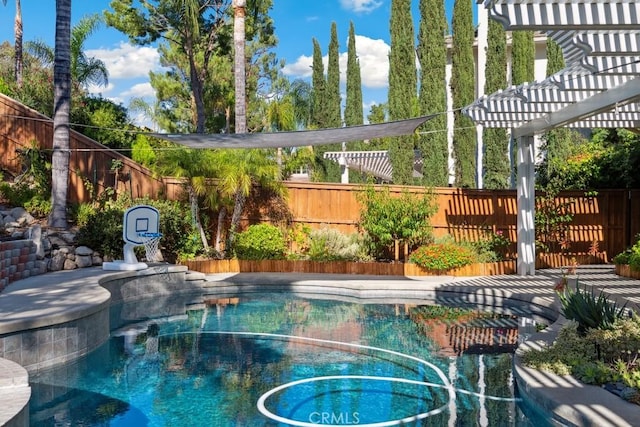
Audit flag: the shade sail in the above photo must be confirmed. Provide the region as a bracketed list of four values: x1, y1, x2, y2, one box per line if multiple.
[149, 115, 434, 149]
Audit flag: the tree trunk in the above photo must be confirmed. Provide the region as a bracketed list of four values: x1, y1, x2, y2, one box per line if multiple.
[233, 0, 246, 133]
[49, 0, 71, 229]
[189, 56, 206, 133]
[228, 189, 246, 249]
[215, 206, 226, 253]
[14, 0, 22, 87]
[189, 187, 209, 252]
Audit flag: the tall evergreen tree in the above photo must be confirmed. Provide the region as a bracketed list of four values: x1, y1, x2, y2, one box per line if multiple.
[344, 21, 364, 149]
[388, 0, 417, 185]
[311, 24, 343, 182]
[326, 22, 342, 128]
[509, 30, 535, 184]
[450, 0, 477, 188]
[539, 37, 580, 192]
[417, 0, 448, 186]
[511, 30, 535, 85]
[545, 37, 564, 76]
[482, 19, 510, 189]
[310, 37, 327, 129]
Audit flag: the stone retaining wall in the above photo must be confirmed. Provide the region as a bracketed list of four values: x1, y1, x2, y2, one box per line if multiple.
[0, 240, 47, 292]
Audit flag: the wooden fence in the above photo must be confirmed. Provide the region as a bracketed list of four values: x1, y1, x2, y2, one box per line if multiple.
[0, 93, 167, 203]
[1, 94, 639, 259]
[239, 182, 639, 261]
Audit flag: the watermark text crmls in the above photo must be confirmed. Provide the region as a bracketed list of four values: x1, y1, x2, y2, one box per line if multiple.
[309, 411, 360, 425]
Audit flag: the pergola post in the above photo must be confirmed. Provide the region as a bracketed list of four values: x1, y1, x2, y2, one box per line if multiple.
[517, 134, 536, 276]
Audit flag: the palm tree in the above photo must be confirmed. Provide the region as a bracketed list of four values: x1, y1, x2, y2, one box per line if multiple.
[216, 149, 284, 250]
[26, 14, 108, 90]
[155, 148, 221, 252]
[233, 0, 246, 133]
[128, 96, 161, 131]
[49, 0, 71, 229]
[2, 0, 23, 87]
[266, 95, 295, 175]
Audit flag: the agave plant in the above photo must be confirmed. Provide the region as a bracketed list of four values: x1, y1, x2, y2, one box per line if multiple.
[555, 277, 627, 334]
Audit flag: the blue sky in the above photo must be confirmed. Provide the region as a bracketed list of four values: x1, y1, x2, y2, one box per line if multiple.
[0, 0, 458, 124]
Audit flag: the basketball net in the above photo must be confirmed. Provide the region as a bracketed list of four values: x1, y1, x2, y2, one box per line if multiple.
[139, 232, 162, 262]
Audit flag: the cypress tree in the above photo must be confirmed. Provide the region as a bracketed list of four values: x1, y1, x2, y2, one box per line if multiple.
[388, 0, 417, 185]
[345, 21, 364, 150]
[310, 38, 327, 129]
[511, 30, 535, 85]
[317, 22, 344, 181]
[417, 0, 449, 187]
[546, 37, 564, 75]
[509, 30, 535, 184]
[450, 0, 477, 188]
[540, 37, 578, 192]
[327, 22, 342, 128]
[482, 19, 510, 189]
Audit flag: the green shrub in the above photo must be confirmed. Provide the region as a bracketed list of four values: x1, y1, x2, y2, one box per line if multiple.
[612, 234, 640, 268]
[76, 207, 124, 259]
[357, 184, 436, 258]
[473, 229, 511, 262]
[23, 196, 51, 218]
[234, 224, 286, 260]
[306, 228, 371, 262]
[555, 277, 627, 334]
[145, 198, 203, 263]
[71, 203, 97, 227]
[409, 241, 476, 271]
[522, 316, 640, 405]
[75, 197, 203, 263]
[0, 182, 41, 208]
[630, 252, 640, 271]
[613, 250, 632, 266]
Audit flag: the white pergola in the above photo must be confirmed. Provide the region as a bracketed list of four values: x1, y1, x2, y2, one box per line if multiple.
[464, 0, 640, 276]
[323, 150, 424, 183]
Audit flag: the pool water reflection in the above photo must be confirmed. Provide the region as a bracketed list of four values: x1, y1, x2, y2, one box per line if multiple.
[29, 293, 552, 426]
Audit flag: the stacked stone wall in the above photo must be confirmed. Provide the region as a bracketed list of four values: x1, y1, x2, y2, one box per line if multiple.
[0, 240, 47, 292]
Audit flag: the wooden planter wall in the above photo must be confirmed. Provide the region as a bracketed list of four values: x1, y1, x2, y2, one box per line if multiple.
[183, 259, 517, 277]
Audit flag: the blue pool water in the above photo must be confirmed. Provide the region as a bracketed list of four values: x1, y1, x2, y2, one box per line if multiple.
[28, 293, 553, 426]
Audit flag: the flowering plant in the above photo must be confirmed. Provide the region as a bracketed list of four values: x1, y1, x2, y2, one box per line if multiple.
[409, 242, 475, 272]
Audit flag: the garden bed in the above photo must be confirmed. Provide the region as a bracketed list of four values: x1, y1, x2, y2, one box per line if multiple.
[614, 264, 640, 280]
[183, 259, 517, 276]
[184, 253, 608, 277]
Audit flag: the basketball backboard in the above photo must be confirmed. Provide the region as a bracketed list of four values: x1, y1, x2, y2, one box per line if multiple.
[123, 205, 160, 245]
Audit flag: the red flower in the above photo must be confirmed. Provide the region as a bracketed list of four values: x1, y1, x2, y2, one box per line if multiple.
[554, 276, 568, 293]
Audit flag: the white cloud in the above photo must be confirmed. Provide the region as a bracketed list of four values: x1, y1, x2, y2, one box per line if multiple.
[282, 54, 315, 78]
[86, 82, 115, 97]
[121, 82, 156, 99]
[87, 42, 162, 80]
[339, 0, 383, 13]
[282, 35, 389, 89]
[353, 35, 389, 88]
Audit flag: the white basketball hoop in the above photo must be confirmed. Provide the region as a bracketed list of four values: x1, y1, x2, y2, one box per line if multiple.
[103, 205, 161, 271]
[138, 231, 163, 263]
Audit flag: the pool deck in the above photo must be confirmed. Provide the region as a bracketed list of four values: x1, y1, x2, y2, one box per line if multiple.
[1, 264, 640, 426]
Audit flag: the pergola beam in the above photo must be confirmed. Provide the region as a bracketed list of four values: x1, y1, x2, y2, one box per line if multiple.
[513, 77, 640, 138]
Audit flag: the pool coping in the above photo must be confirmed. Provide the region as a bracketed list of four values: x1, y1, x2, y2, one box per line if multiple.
[2, 267, 640, 426]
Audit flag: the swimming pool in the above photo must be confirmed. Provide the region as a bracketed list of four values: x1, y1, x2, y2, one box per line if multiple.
[28, 292, 552, 426]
